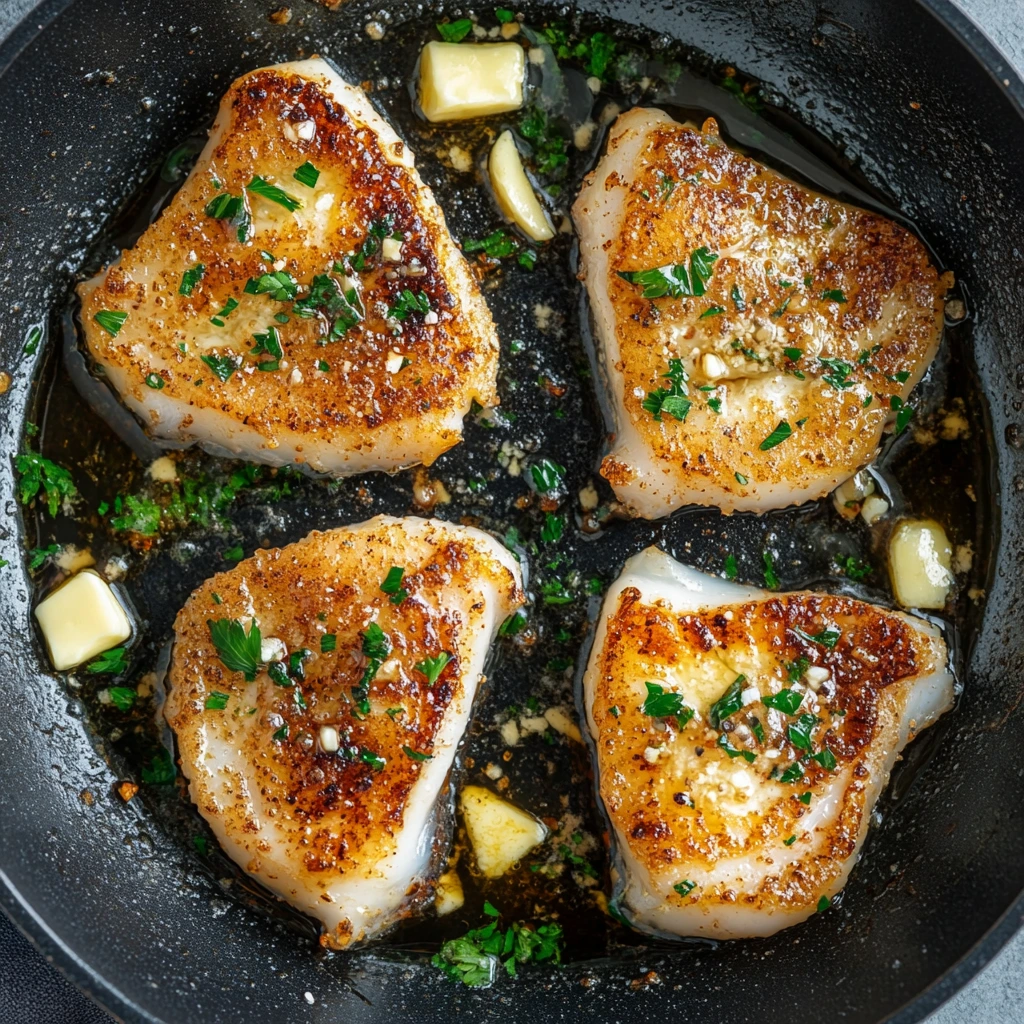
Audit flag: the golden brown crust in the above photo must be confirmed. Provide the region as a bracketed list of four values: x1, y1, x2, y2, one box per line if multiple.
[574, 110, 951, 515]
[165, 518, 522, 944]
[78, 62, 498, 472]
[591, 587, 934, 912]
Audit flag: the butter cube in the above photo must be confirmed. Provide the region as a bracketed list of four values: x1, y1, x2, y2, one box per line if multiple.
[34, 569, 132, 670]
[418, 42, 524, 122]
[460, 784, 546, 878]
[888, 519, 953, 610]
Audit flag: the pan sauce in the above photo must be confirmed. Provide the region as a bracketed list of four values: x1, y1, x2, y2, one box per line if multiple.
[20, 9, 989, 966]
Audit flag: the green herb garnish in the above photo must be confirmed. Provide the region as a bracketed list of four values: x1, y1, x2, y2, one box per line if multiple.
[403, 745, 433, 761]
[247, 175, 302, 211]
[207, 617, 262, 680]
[108, 686, 136, 712]
[792, 626, 841, 649]
[760, 420, 792, 450]
[179, 264, 205, 296]
[87, 647, 129, 675]
[709, 675, 746, 730]
[437, 18, 473, 42]
[94, 310, 128, 337]
[293, 161, 320, 188]
[205, 691, 230, 710]
[762, 688, 803, 714]
[642, 357, 690, 422]
[530, 458, 565, 493]
[416, 652, 452, 686]
[618, 246, 718, 299]
[380, 565, 408, 604]
[14, 447, 78, 517]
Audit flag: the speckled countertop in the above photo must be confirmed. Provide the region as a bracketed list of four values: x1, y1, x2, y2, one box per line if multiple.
[0, 0, 1021, 1021]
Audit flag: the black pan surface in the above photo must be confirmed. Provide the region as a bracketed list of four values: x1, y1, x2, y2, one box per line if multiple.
[1, 1, 1024, 1022]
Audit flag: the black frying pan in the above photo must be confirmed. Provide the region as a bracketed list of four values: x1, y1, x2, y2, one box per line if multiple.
[2, 1, 1023, 1022]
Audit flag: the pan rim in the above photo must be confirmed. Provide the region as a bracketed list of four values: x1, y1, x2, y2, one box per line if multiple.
[0, 1, 1021, 1022]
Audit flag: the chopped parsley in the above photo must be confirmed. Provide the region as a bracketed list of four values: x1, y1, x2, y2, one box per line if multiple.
[206, 617, 262, 680]
[717, 733, 756, 763]
[819, 357, 855, 390]
[108, 686, 136, 712]
[293, 161, 320, 188]
[786, 656, 809, 683]
[762, 688, 803, 714]
[762, 550, 779, 589]
[540, 579, 573, 605]
[519, 106, 569, 177]
[222, 545, 243, 562]
[735, 471, 749, 485]
[835, 554, 872, 580]
[821, 289, 847, 303]
[436, 17, 473, 42]
[530, 458, 565, 493]
[709, 675, 746, 729]
[463, 228, 537, 269]
[27, 544, 60, 571]
[244, 270, 298, 302]
[144, 373, 165, 390]
[380, 565, 408, 604]
[15, 447, 78, 517]
[23, 326, 42, 356]
[730, 283, 746, 311]
[200, 354, 240, 382]
[792, 626, 841, 649]
[415, 652, 452, 686]
[759, 420, 792, 450]
[360, 748, 386, 771]
[673, 879, 696, 898]
[779, 762, 805, 783]
[209, 296, 240, 327]
[787, 713, 819, 750]
[204, 691, 230, 711]
[811, 747, 838, 770]
[179, 264, 205, 296]
[891, 395, 915, 434]
[499, 611, 527, 637]
[432, 907, 564, 987]
[293, 272, 363, 338]
[699, 305, 725, 319]
[783, 834, 797, 846]
[87, 647, 129, 675]
[618, 246, 718, 299]
[388, 289, 431, 321]
[110, 494, 161, 535]
[642, 358, 691, 422]
[817, 895, 832, 913]
[354, 623, 391, 714]
[320, 634, 337, 653]
[94, 310, 128, 337]
[640, 681, 693, 729]
[247, 175, 302, 211]
[724, 553, 738, 580]
[541, 512, 564, 544]
[141, 750, 176, 785]
[403, 745, 433, 762]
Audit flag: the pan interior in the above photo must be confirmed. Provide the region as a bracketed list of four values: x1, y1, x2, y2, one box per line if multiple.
[0, 2, 1020, 1023]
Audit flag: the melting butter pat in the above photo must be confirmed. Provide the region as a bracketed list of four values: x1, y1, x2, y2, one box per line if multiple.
[418, 42, 524, 122]
[888, 518, 953, 609]
[489, 130, 554, 241]
[34, 569, 131, 671]
[461, 784, 546, 878]
[435, 869, 465, 916]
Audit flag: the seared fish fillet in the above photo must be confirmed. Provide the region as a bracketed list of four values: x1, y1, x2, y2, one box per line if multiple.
[573, 108, 951, 517]
[582, 547, 953, 938]
[165, 516, 523, 946]
[78, 58, 499, 475]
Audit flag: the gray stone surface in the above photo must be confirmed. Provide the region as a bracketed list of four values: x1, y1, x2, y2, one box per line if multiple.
[0, 0, 1021, 1020]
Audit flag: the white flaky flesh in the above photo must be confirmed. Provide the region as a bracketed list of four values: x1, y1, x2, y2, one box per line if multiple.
[583, 547, 953, 938]
[78, 58, 500, 476]
[165, 516, 523, 947]
[573, 108, 950, 517]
